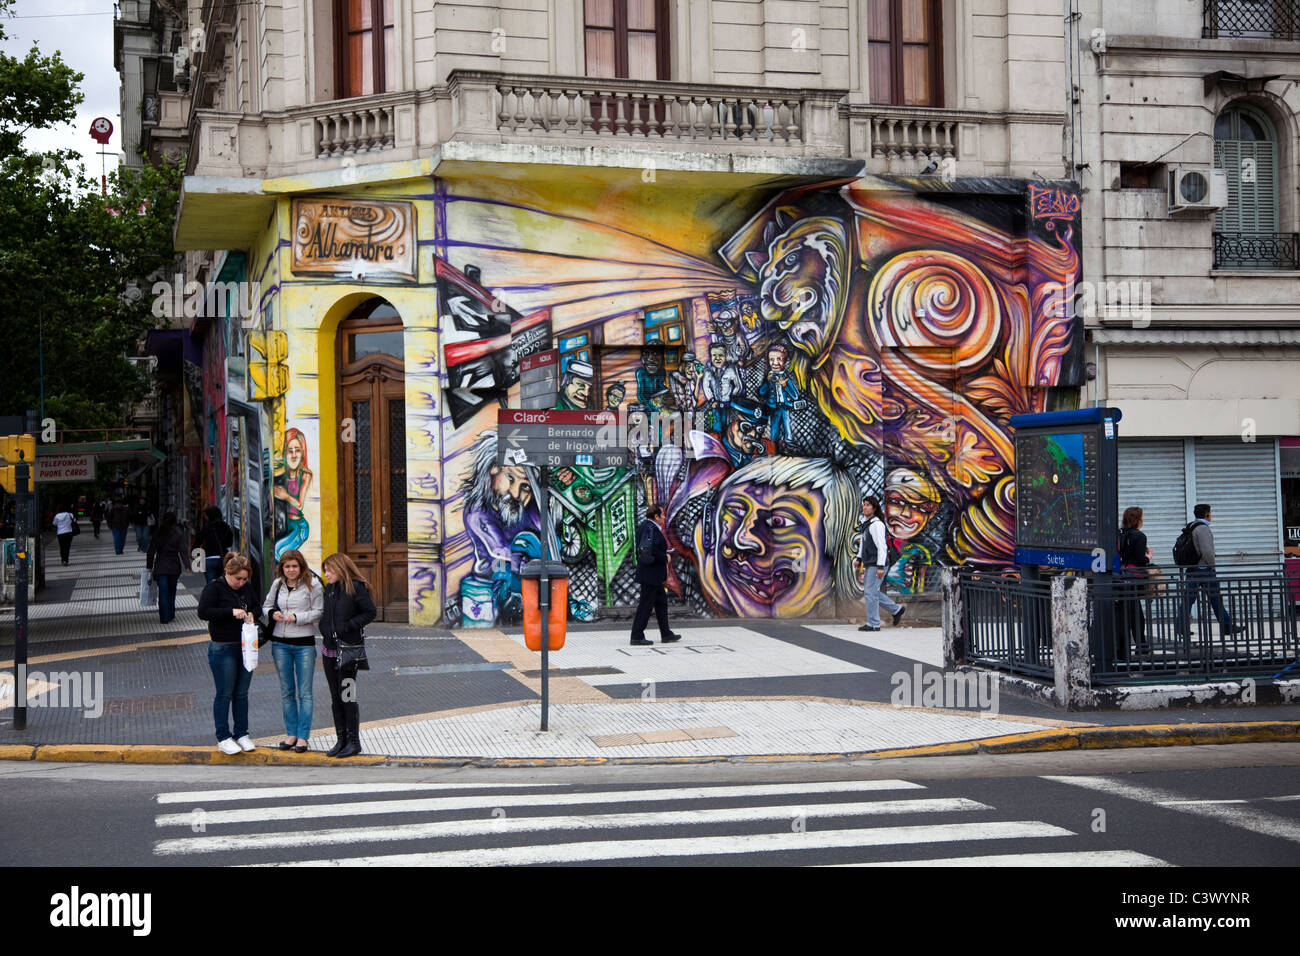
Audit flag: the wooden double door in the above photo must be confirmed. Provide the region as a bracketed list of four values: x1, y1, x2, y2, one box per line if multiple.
[338, 307, 409, 621]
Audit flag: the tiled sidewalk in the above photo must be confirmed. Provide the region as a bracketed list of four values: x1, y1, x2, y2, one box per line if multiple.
[1, 528, 204, 643]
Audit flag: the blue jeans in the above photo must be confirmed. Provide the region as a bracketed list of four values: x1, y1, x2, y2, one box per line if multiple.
[1180, 567, 1234, 634]
[134, 524, 150, 551]
[274, 517, 310, 560]
[111, 527, 127, 554]
[863, 569, 902, 628]
[208, 641, 253, 741]
[156, 574, 178, 623]
[204, 555, 223, 583]
[272, 642, 316, 740]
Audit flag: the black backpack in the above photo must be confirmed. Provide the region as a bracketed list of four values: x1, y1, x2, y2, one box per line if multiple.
[1172, 521, 1200, 566]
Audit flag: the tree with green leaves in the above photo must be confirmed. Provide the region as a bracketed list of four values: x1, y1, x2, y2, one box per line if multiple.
[0, 0, 182, 432]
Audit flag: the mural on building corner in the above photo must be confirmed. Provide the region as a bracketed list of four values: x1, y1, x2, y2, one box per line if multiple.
[436, 175, 1084, 624]
[273, 426, 313, 559]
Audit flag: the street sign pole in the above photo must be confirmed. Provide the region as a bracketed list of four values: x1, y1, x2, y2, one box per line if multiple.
[523, 463, 549, 732]
[12, 454, 30, 731]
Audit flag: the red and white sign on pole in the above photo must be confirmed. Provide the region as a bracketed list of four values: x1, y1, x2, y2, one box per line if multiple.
[36, 455, 96, 482]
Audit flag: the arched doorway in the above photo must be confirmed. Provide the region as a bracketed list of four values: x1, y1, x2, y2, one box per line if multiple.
[337, 299, 408, 621]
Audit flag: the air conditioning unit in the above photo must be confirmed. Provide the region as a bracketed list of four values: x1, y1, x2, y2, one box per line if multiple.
[1168, 167, 1228, 213]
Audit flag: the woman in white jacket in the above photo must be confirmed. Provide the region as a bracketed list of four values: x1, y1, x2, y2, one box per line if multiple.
[262, 549, 325, 752]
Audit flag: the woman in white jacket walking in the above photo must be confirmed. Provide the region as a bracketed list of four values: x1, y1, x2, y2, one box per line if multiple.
[262, 549, 325, 752]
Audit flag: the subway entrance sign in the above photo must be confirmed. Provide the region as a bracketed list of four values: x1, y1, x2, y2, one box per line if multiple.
[496, 409, 628, 468]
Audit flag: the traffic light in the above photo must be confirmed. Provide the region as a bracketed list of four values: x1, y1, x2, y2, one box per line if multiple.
[249, 330, 289, 400]
[0, 434, 35, 463]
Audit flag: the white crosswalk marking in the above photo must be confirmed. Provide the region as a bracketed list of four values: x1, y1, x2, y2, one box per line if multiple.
[1042, 775, 1300, 844]
[246, 822, 1075, 867]
[155, 782, 555, 804]
[155, 797, 991, 855]
[153, 779, 925, 827]
[150, 777, 1180, 867]
[837, 850, 1169, 867]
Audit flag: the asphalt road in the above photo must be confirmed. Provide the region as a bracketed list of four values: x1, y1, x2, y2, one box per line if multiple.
[2, 743, 1297, 869]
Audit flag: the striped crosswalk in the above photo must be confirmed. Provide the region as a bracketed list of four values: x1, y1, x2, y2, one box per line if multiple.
[151, 777, 1172, 867]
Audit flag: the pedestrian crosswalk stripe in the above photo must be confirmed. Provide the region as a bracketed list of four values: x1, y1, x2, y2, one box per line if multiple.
[834, 850, 1169, 867]
[245, 821, 1074, 867]
[154, 779, 926, 828]
[155, 782, 557, 804]
[1042, 775, 1300, 844]
[154, 797, 991, 856]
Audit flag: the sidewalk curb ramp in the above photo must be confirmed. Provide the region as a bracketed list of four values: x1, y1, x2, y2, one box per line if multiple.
[2, 721, 1297, 768]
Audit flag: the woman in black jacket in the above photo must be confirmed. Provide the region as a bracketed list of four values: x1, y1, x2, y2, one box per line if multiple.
[1117, 506, 1153, 657]
[146, 511, 187, 624]
[319, 552, 377, 758]
[196, 553, 264, 755]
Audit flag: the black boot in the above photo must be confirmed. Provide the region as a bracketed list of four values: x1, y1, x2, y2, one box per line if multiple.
[326, 696, 348, 757]
[335, 704, 361, 758]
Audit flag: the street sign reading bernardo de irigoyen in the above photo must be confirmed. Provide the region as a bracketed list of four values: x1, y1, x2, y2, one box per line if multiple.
[496, 409, 629, 468]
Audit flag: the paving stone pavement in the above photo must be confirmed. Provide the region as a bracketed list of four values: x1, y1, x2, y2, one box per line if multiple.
[3, 530, 1298, 758]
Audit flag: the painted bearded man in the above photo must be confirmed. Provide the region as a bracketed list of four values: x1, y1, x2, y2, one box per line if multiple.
[459, 431, 540, 579]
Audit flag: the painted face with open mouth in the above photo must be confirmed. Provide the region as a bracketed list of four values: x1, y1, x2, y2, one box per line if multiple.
[884, 490, 939, 540]
[698, 480, 831, 617]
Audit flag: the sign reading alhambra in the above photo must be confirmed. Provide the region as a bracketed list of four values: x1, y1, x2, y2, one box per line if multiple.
[292, 198, 416, 281]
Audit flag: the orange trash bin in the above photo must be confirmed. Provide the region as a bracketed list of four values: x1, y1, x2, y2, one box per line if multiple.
[520, 560, 568, 651]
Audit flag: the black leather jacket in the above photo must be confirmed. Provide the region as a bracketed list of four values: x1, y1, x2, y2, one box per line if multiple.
[320, 580, 377, 649]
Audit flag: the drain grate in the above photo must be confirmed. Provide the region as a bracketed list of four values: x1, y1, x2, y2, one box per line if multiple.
[519, 666, 625, 678]
[392, 662, 514, 676]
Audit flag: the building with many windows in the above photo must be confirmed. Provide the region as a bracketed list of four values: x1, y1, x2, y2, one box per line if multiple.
[163, 0, 1090, 625]
[1073, 1, 1300, 565]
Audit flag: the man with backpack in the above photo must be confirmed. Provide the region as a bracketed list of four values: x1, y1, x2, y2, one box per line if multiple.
[1175, 503, 1243, 638]
[857, 495, 905, 632]
[629, 504, 682, 646]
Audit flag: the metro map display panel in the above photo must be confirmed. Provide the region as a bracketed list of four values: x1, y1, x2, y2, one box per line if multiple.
[1015, 428, 1100, 552]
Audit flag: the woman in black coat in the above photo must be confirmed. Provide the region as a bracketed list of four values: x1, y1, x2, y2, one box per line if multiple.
[146, 511, 187, 624]
[195, 552, 264, 754]
[319, 552, 377, 758]
[1117, 506, 1153, 656]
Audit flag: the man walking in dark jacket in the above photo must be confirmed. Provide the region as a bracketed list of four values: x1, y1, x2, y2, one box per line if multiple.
[630, 504, 682, 646]
[1178, 503, 1244, 637]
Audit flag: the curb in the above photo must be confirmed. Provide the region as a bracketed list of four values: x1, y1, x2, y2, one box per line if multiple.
[2, 721, 1298, 768]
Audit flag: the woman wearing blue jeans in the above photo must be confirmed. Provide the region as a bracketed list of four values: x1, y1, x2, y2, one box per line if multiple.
[262, 549, 324, 752]
[196, 552, 263, 755]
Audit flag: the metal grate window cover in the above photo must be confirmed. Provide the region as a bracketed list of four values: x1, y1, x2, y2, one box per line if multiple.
[389, 399, 407, 543]
[1213, 232, 1300, 269]
[1204, 0, 1300, 38]
[354, 400, 372, 543]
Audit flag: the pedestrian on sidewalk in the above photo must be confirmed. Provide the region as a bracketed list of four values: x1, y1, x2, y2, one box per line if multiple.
[263, 549, 324, 753]
[197, 552, 264, 755]
[132, 497, 151, 552]
[1177, 503, 1244, 638]
[89, 501, 104, 538]
[108, 500, 130, 555]
[1116, 506, 1153, 657]
[53, 505, 78, 565]
[319, 552, 376, 758]
[856, 495, 904, 632]
[146, 512, 188, 625]
[629, 504, 681, 646]
[196, 506, 235, 583]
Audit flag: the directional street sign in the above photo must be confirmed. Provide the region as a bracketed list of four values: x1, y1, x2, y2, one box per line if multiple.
[496, 409, 629, 468]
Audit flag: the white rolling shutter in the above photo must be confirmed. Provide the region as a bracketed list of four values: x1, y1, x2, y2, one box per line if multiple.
[1118, 440, 1188, 564]
[1193, 439, 1281, 565]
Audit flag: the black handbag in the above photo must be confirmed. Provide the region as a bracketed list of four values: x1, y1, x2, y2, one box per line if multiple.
[71, 519, 80, 536]
[336, 633, 369, 671]
[257, 582, 281, 647]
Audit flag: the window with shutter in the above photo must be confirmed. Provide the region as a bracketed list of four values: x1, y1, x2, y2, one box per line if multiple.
[1212, 103, 1290, 269]
[868, 0, 943, 107]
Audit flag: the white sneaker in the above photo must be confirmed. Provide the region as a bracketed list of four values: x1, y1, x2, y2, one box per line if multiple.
[235, 735, 256, 752]
[217, 738, 241, 755]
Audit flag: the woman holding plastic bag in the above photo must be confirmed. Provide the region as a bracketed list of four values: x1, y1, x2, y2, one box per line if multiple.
[196, 553, 264, 755]
[319, 552, 376, 758]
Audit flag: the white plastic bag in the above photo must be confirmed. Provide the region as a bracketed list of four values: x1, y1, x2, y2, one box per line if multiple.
[241, 620, 259, 672]
[139, 569, 157, 607]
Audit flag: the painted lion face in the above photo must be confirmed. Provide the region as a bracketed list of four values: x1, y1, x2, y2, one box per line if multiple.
[757, 216, 849, 366]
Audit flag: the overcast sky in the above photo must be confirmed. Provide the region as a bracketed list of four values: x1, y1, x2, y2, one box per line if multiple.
[3, 0, 122, 178]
